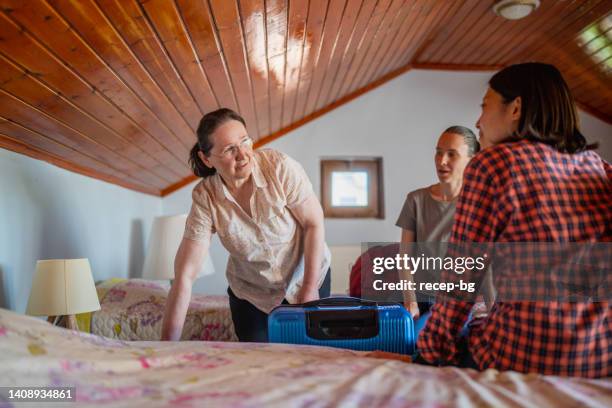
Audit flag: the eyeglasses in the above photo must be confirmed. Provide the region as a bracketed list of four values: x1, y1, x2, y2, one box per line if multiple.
[209, 137, 253, 160]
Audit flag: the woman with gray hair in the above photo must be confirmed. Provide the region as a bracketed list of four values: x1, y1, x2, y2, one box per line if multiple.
[396, 126, 480, 318]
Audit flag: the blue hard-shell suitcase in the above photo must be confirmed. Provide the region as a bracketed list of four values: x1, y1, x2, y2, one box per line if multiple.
[268, 297, 415, 354]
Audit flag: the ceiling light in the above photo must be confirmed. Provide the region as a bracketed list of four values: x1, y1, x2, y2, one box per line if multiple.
[493, 0, 540, 20]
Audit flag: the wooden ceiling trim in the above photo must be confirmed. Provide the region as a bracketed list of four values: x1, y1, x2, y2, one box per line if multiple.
[137, 0, 219, 126]
[98, 0, 203, 129]
[323, 0, 374, 108]
[312, 0, 363, 114]
[587, 84, 612, 107]
[349, 0, 410, 98]
[502, 0, 608, 64]
[0, 124, 165, 196]
[343, 0, 401, 97]
[0, 90, 132, 173]
[0, 118, 164, 190]
[2, 3, 193, 167]
[477, 0, 574, 65]
[575, 101, 612, 125]
[280, 0, 309, 130]
[425, 0, 490, 64]
[291, 0, 329, 125]
[0, 54, 173, 186]
[176, 0, 239, 116]
[411, 63, 502, 71]
[0, 88, 169, 188]
[238, 0, 271, 137]
[50, 0, 197, 147]
[0, 10, 190, 179]
[394, 0, 457, 71]
[575, 60, 612, 103]
[160, 174, 198, 197]
[573, 77, 611, 110]
[573, 55, 612, 83]
[208, 0, 260, 139]
[263, 0, 288, 134]
[301, 0, 347, 118]
[337, 0, 393, 98]
[0, 131, 161, 195]
[578, 92, 611, 119]
[414, 0, 479, 63]
[574, 71, 612, 102]
[594, 98, 612, 116]
[0, 119, 120, 176]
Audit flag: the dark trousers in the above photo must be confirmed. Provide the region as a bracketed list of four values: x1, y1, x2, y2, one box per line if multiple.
[228, 269, 331, 342]
[413, 311, 479, 369]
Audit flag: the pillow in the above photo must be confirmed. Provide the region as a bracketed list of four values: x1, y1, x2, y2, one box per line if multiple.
[80, 279, 237, 342]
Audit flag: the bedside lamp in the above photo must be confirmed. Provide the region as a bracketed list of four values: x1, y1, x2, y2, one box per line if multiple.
[26, 258, 100, 330]
[142, 214, 215, 283]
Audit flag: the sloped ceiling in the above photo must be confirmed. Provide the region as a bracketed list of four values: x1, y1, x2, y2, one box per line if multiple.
[0, 0, 610, 196]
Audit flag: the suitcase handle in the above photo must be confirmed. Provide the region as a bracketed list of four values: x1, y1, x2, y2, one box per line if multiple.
[303, 296, 378, 308]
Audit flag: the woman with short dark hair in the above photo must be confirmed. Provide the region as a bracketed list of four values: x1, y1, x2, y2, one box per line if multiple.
[479, 62, 596, 153]
[417, 63, 611, 377]
[162, 108, 331, 342]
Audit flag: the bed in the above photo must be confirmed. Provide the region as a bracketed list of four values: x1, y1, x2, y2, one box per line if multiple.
[77, 279, 237, 342]
[1, 308, 610, 407]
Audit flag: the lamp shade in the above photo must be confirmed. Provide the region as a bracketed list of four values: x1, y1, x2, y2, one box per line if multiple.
[26, 258, 101, 316]
[142, 214, 215, 280]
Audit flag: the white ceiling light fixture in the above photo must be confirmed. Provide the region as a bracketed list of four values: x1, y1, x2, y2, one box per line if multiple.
[493, 0, 540, 20]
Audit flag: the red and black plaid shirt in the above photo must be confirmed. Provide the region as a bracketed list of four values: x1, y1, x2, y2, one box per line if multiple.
[417, 140, 611, 377]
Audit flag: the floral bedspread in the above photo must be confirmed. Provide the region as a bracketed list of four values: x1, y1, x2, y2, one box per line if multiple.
[1, 308, 610, 408]
[84, 279, 236, 342]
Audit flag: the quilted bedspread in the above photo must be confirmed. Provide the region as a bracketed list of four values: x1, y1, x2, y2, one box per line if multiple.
[1, 308, 610, 408]
[84, 279, 236, 342]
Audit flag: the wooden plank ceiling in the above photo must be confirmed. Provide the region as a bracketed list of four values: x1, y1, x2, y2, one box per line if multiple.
[1, 0, 610, 196]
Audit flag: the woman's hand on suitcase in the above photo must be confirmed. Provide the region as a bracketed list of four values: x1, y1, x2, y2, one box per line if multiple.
[404, 301, 420, 319]
[296, 285, 319, 303]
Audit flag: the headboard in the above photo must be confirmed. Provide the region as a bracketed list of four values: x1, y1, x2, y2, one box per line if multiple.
[329, 245, 362, 295]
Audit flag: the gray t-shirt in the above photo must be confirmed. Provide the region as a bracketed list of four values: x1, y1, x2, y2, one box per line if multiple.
[395, 187, 456, 242]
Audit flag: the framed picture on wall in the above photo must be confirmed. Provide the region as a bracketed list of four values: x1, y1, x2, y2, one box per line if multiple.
[320, 157, 384, 219]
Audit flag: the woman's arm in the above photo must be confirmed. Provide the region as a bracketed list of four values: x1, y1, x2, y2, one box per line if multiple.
[400, 229, 420, 318]
[288, 195, 325, 303]
[161, 237, 209, 340]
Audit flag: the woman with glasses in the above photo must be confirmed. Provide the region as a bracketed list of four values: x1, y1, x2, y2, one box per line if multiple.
[162, 108, 331, 342]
